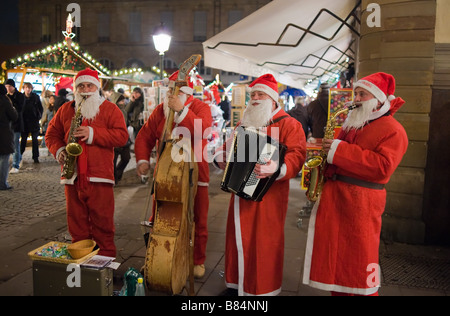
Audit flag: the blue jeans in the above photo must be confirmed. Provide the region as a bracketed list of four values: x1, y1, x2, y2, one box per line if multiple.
[0, 154, 12, 189]
[12, 132, 22, 169]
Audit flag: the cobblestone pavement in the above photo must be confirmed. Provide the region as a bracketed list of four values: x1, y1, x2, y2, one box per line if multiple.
[0, 148, 66, 232]
[1, 147, 449, 296]
[0, 146, 144, 237]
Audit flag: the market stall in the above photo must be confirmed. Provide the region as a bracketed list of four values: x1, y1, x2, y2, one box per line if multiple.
[2, 39, 112, 94]
[1, 14, 151, 96]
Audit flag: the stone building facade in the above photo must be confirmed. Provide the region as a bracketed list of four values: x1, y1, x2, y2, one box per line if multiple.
[359, 0, 450, 245]
[18, 0, 270, 82]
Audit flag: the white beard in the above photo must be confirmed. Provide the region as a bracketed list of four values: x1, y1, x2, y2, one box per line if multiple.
[163, 94, 188, 119]
[240, 99, 273, 128]
[74, 91, 104, 120]
[342, 98, 379, 131]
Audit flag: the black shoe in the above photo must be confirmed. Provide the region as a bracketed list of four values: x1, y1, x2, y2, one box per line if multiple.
[33, 158, 39, 163]
[0, 186, 13, 191]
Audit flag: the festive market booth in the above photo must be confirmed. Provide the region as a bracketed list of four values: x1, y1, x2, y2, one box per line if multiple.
[1, 14, 152, 97]
[1, 39, 152, 96]
[2, 40, 111, 94]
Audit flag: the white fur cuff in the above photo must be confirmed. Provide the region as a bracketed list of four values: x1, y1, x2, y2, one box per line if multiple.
[327, 139, 341, 164]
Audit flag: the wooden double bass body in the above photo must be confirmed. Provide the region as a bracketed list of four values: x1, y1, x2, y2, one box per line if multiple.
[144, 140, 198, 294]
[144, 54, 201, 295]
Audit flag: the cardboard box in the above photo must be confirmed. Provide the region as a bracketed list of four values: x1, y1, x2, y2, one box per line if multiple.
[231, 84, 247, 108]
[231, 108, 244, 127]
[32, 260, 113, 296]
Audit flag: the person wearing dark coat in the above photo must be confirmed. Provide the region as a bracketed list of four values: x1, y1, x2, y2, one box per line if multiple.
[0, 84, 18, 190]
[218, 95, 231, 124]
[20, 83, 43, 163]
[125, 87, 144, 139]
[287, 96, 309, 138]
[307, 83, 330, 139]
[4, 79, 24, 173]
[110, 91, 131, 184]
[53, 88, 69, 113]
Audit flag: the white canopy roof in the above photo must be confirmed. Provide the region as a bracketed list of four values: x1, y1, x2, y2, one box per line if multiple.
[203, 0, 360, 93]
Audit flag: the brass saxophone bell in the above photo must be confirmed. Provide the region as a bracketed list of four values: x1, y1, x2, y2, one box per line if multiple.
[305, 156, 323, 168]
[66, 142, 83, 157]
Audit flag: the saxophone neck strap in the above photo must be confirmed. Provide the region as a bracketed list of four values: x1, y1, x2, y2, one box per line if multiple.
[266, 115, 289, 127]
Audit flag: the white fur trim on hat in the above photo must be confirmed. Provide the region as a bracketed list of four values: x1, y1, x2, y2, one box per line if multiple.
[74, 75, 100, 89]
[250, 83, 279, 103]
[353, 79, 386, 103]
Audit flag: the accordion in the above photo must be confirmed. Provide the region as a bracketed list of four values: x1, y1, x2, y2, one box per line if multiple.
[220, 126, 287, 202]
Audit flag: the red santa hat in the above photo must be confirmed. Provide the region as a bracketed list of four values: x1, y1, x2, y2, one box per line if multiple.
[74, 68, 100, 89]
[353, 72, 396, 103]
[248, 74, 279, 103]
[168, 70, 194, 95]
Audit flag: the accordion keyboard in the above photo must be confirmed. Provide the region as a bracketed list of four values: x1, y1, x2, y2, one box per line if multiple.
[243, 144, 275, 196]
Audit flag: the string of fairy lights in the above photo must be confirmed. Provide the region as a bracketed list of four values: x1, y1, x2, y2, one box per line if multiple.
[6, 40, 165, 79]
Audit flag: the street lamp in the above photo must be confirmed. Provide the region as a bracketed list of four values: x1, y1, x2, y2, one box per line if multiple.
[152, 23, 171, 79]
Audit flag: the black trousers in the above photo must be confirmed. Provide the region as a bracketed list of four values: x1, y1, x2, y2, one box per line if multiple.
[114, 146, 131, 183]
[20, 130, 40, 160]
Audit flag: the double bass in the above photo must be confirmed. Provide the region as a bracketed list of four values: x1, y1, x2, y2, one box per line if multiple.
[144, 55, 201, 295]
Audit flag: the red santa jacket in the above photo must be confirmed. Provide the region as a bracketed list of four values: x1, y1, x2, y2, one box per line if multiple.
[134, 97, 212, 185]
[45, 99, 129, 184]
[219, 107, 307, 295]
[303, 97, 408, 295]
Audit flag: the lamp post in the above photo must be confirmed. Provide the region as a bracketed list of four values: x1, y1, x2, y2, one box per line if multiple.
[152, 23, 171, 79]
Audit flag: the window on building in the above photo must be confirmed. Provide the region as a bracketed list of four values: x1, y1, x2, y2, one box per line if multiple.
[160, 11, 173, 33]
[228, 10, 242, 27]
[197, 60, 212, 76]
[41, 16, 51, 42]
[156, 58, 177, 72]
[73, 26, 81, 42]
[193, 11, 207, 42]
[99, 58, 114, 70]
[98, 12, 110, 42]
[124, 58, 145, 69]
[129, 12, 141, 42]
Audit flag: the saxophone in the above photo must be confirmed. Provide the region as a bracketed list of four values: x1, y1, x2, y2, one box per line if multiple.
[304, 102, 361, 201]
[61, 97, 86, 179]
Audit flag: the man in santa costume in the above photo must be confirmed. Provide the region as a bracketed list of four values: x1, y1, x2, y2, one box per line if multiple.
[214, 74, 306, 296]
[45, 68, 129, 257]
[134, 71, 212, 278]
[303, 72, 408, 296]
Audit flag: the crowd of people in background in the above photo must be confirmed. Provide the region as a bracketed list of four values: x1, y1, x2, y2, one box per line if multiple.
[286, 83, 330, 143]
[0, 76, 327, 189]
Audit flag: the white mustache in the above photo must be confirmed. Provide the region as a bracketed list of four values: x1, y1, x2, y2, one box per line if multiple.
[80, 92, 96, 97]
